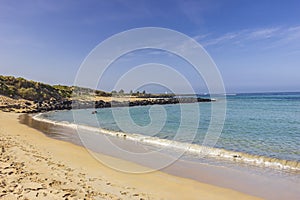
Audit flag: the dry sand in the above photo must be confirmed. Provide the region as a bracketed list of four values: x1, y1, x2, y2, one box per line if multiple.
[0, 111, 261, 200]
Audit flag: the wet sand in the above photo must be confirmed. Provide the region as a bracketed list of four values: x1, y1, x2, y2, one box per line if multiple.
[19, 113, 300, 200]
[0, 111, 261, 199]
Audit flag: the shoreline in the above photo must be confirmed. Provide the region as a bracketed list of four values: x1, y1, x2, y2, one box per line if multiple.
[31, 111, 300, 172]
[20, 112, 300, 199]
[0, 111, 261, 199]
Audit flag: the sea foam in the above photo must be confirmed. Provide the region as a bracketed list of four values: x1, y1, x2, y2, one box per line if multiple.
[32, 113, 300, 172]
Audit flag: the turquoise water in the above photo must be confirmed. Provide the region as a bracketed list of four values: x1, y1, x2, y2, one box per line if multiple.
[38, 92, 300, 169]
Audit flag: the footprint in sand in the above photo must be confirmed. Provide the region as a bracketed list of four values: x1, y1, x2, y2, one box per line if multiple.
[49, 180, 62, 188]
[120, 191, 129, 195]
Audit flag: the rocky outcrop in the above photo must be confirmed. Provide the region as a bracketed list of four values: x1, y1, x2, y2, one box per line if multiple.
[0, 97, 213, 113]
[0, 75, 215, 113]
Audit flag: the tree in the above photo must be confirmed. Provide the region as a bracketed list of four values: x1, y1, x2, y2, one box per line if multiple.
[118, 89, 124, 94]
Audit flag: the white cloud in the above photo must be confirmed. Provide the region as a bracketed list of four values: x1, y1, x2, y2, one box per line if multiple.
[247, 27, 280, 39]
[285, 26, 300, 41]
[197, 26, 300, 49]
[201, 32, 239, 46]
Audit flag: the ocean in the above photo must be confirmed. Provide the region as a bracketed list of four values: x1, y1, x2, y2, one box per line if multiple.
[22, 92, 300, 198]
[34, 92, 300, 168]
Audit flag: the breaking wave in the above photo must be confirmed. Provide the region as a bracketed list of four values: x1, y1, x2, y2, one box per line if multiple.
[33, 113, 300, 172]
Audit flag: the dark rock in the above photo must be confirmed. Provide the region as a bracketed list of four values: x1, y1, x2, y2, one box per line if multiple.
[25, 102, 32, 106]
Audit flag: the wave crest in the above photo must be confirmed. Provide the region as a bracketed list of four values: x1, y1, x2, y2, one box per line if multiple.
[33, 113, 300, 172]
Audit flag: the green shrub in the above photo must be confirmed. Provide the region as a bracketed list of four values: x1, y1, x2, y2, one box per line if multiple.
[18, 88, 38, 100]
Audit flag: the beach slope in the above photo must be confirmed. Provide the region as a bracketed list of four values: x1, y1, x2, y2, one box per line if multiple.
[0, 112, 260, 200]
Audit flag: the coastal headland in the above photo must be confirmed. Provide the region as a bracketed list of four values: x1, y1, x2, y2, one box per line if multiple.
[0, 75, 212, 113]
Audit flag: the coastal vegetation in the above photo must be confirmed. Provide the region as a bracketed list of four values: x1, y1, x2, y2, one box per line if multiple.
[0, 75, 211, 113]
[0, 75, 114, 101]
[0, 75, 175, 101]
[0, 75, 65, 101]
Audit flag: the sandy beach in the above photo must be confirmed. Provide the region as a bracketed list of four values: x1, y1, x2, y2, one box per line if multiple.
[0, 111, 261, 200]
[1, 1, 299, 199]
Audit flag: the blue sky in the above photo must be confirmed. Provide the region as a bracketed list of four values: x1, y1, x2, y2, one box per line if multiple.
[0, 0, 300, 93]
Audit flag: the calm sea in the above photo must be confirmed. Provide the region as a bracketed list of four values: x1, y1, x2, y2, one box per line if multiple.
[35, 92, 300, 172]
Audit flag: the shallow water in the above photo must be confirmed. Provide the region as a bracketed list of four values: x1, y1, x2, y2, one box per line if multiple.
[37, 92, 300, 169]
[19, 92, 300, 199]
[20, 112, 300, 200]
